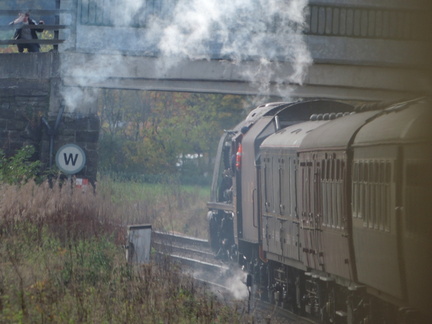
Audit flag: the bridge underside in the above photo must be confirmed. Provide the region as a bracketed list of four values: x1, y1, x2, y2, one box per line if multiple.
[61, 53, 431, 102]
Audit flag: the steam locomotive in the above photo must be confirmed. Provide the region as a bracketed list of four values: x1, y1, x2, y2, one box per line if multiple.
[207, 98, 432, 323]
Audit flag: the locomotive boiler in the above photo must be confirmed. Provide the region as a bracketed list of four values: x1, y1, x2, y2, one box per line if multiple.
[207, 98, 432, 323]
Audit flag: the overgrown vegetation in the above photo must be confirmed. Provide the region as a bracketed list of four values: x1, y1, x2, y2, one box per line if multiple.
[0, 148, 248, 323]
[0, 146, 41, 184]
[0, 179, 246, 323]
[97, 176, 210, 238]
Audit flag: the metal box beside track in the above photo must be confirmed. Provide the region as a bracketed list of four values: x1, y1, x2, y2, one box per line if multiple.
[126, 224, 152, 264]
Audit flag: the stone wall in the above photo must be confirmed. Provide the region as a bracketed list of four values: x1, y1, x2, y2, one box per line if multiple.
[0, 75, 100, 184]
[0, 79, 49, 157]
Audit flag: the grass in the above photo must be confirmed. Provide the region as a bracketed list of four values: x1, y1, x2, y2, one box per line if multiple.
[0, 179, 247, 323]
[97, 176, 211, 239]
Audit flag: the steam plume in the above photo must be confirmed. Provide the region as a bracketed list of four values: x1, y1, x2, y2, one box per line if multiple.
[151, 0, 311, 90]
[61, 0, 312, 110]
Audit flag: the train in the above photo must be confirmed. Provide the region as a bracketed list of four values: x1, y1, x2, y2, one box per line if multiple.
[207, 98, 432, 323]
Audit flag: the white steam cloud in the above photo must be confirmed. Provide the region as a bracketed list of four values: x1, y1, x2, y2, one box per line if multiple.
[190, 266, 250, 300]
[61, 0, 312, 111]
[151, 0, 311, 86]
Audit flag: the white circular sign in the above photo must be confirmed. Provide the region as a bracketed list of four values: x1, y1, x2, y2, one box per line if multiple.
[55, 144, 86, 175]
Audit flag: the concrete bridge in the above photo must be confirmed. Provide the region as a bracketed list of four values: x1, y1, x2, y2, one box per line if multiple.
[0, 0, 431, 181]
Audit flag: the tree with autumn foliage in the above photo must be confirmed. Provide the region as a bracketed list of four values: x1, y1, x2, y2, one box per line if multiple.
[97, 89, 246, 183]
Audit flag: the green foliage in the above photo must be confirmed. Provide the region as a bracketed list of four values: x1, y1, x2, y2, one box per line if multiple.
[59, 238, 115, 287]
[0, 145, 41, 184]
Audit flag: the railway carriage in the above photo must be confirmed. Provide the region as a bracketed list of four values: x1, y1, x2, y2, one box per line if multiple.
[298, 110, 382, 280]
[351, 100, 432, 321]
[207, 97, 431, 323]
[296, 110, 383, 321]
[258, 118, 334, 311]
[260, 119, 331, 266]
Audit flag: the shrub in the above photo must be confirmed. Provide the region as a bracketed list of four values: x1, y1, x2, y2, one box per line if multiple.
[0, 145, 41, 185]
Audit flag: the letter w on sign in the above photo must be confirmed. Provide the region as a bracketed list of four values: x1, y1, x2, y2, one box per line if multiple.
[55, 144, 86, 175]
[64, 153, 79, 166]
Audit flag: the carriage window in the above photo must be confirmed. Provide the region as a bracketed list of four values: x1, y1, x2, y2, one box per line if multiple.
[364, 163, 369, 183]
[330, 159, 335, 181]
[359, 161, 365, 221]
[278, 166, 284, 215]
[379, 161, 385, 183]
[385, 161, 391, 183]
[321, 159, 326, 180]
[370, 161, 377, 228]
[375, 161, 380, 183]
[379, 161, 387, 231]
[264, 160, 269, 212]
[324, 160, 327, 180]
[302, 167, 308, 214]
[326, 159, 331, 181]
[352, 162, 359, 218]
[290, 158, 297, 218]
[336, 159, 341, 180]
[369, 161, 375, 183]
[353, 159, 392, 227]
[353, 162, 359, 182]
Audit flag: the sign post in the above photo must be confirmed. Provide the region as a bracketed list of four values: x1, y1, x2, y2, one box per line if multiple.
[55, 144, 86, 175]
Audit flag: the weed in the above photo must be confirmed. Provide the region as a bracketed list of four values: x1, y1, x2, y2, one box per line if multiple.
[97, 177, 210, 238]
[0, 179, 244, 323]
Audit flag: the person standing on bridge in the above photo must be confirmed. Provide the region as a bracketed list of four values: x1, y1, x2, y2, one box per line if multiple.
[9, 12, 44, 53]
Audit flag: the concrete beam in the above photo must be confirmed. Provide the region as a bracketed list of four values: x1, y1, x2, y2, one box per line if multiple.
[60, 53, 431, 101]
[0, 52, 430, 104]
[61, 77, 421, 102]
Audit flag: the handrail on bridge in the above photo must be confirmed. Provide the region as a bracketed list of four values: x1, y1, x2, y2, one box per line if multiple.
[0, 9, 71, 51]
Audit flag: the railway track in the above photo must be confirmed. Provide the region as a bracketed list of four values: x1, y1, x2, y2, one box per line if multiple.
[152, 231, 312, 324]
[152, 231, 233, 286]
[152, 231, 217, 263]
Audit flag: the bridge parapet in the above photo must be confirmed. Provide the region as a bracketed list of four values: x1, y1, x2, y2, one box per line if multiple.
[1, 1, 430, 61]
[0, 8, 70, 51]
[70, 0, 430, 65]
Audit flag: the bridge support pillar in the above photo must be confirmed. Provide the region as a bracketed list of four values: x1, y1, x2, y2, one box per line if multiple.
[0, 53, 100, 184]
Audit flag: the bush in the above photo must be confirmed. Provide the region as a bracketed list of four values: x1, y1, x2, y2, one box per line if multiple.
[0, 145, 41, 184]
